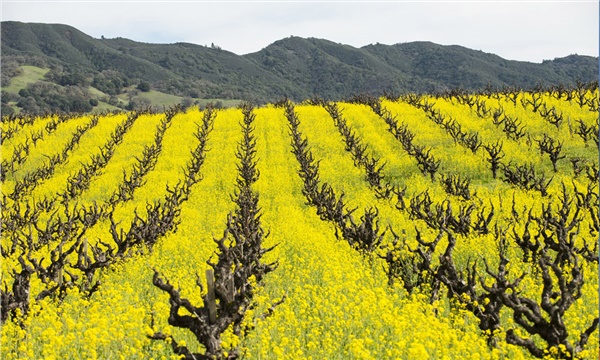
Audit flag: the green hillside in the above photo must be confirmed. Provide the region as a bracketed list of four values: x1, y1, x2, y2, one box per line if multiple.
[1, 21, 597, 114]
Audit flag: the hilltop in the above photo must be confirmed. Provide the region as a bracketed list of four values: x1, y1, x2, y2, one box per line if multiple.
[1, 21, 597, 113]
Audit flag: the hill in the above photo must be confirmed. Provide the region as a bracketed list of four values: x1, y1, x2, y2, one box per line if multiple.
[1, 21, 598, 113]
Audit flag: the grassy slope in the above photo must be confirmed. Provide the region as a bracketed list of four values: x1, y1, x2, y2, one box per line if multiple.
[1, 65, 51, 113]
[1, 65, 49, 93]
[118, 89, 242, 109]
[1, 66, 241, 112]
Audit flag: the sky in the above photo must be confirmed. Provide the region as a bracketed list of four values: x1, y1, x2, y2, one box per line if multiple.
[1, 0, 598, 63]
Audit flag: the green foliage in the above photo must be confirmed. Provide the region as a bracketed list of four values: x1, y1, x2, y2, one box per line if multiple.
[137, 81, 150, 92]
[16, 81, 93, 113]
[126, 96, 151, 110]
[1, 63, 49, 93]
[1, 90, 19, 103]
[0, 58, 22, 87]
[1, 21, 598, 110]
[1, 102, 15, 115]
[91, 70, 130, 95]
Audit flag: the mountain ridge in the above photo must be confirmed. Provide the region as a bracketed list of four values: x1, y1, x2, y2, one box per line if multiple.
[1, 21, 598, 110]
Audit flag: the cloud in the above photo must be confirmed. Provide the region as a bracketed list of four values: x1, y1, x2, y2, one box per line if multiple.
[2, 0, 598, 62]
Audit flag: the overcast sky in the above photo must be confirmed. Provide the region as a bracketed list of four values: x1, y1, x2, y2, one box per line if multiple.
[2, 0, 598, 63]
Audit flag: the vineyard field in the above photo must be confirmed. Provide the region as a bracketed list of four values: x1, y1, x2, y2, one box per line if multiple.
[1, 86, 599, 359]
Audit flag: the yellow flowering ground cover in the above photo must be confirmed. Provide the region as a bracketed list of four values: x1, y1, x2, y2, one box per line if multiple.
[1, 87, 598, 359]
[1, 115, 57, 171]
[2, 114, 92, 195]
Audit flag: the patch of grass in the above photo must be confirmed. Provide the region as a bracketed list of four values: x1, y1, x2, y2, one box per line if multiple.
[88, 86, 108, 98]
[4, 102, 21, 114]
[141, 90, 183, 107]
[4, 70, 242, 113]
[2, 65, 50, 93]
[91, 101, 121, 113]
[115, 88, 181, 108]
